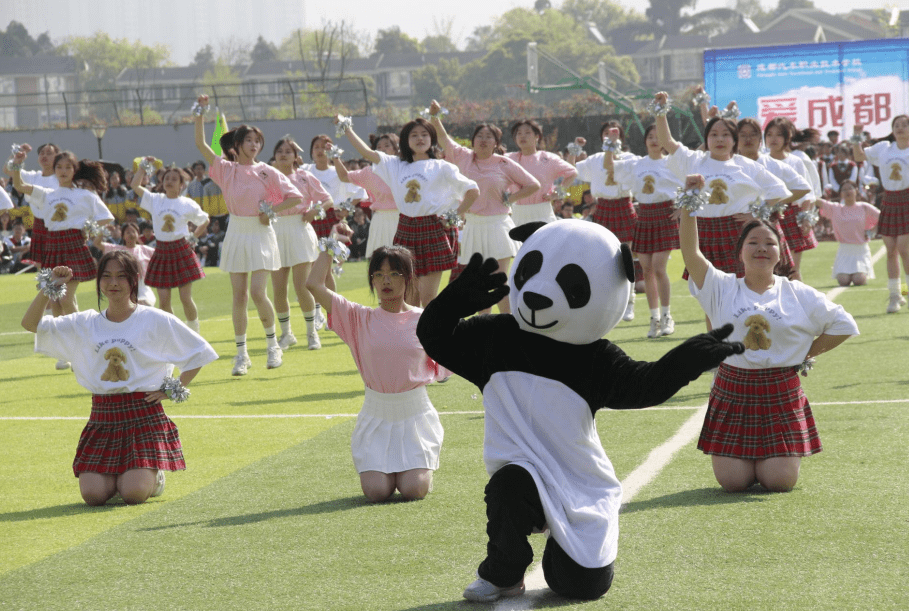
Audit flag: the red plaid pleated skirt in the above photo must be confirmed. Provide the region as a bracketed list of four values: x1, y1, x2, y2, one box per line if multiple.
[632, 200, 679, 254]
[699, 364, 821, 458]
[43, 228, 96, 282]
[878, 188, 909, 237]
[779, 204, 818, 253]
[73, 392, 185, 476]
[393, 214, 457, 276]
[592, 197, 636, 243]
[30, 216, 47, 265]
[311, 210, 335, 240]
[145, 237, 205, 288]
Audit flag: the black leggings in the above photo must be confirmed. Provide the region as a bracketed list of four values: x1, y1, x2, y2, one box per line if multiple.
[477, 464, 615, 600]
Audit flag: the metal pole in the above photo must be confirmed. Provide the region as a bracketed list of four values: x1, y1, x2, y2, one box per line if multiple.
[96, 137, 103, 160]
[62, 92, 70, 128]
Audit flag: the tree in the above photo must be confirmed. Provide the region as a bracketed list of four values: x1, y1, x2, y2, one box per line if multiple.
[646, 0, 697, 35]
[422, 35, 457, 53]
[375, 26, 422, 55]
[250, 35, 278, 63]
[560, 0, 649, 35]
[191, 44, 215, 68]
[644, 0, 750, 36]
[465, 25, 494, 52]
[411, 58, 465, 106]
[217, 36, 251, 65]
[0, 21, 52, 57]
[58, 33, 170, 92]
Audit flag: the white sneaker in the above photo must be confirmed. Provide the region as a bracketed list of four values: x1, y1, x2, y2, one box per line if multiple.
[315, 312, 326, 331]
[307, 331, 321, 350]
[232, 354, 251, 376]
[622, 298, 635, 322]
[463, 576, 525, 603]
[150, 470, 165, 498]
[266, 346, 283, 369]
[647, 317, 662, 338]
[278, 332, 297, 349]
[660, 313, 675, 336]
[887, 294, 902, 314]
[55, 359, 71, 370]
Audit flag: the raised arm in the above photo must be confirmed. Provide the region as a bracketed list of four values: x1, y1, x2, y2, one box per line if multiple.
[851, 125, 867, 163]
[565, 137, 587, 167]
[678, 175, 710, 289]
[22, 266, 72, 332]
[304, 250, 337, 314]
[3, 143, 31, 178]
[335, 117, 380, 164]
[602, 127, 621, 171]
[428, 100, 454, 151]
[194, 95, 217, 165]
[332, 156, 352, 183]
[654, 92, 680, 155]
[8, 148, 33, 195]
[130, 156, 155, 199]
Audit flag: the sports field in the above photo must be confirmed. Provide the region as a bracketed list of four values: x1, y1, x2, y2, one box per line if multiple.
[1, 241, 906, 610]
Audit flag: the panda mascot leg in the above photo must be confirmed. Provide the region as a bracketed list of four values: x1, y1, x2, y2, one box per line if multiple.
[477, 464, 614, 601]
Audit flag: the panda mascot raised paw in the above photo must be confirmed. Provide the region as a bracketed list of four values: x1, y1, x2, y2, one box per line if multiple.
[417, 219, 744, 603]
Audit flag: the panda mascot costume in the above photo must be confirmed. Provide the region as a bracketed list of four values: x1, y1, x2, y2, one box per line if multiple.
[417, 219, 744, 602]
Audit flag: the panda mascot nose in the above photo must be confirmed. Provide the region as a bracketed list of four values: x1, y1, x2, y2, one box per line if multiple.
[523, 291, 553, 311]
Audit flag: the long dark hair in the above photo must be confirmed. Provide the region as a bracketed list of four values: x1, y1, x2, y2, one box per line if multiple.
[764, 117, 794, 148]
[309, 134, 332, 159]
[367, 245, 415, 296]
[398, 119, 439, 163]
[872, 114, 909, 145]
[370, 133, 400, 154]
[96, 250, 140, 309]
[220, 125, 265, 162]
[53, 152, 108, 194]
[510, 119, 543, 147]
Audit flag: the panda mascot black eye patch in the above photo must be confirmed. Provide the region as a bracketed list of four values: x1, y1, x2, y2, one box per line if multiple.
[555, 264, 590, 309]
[417, 219, 744, 602]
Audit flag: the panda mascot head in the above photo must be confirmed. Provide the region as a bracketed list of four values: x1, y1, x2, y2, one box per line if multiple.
[509, 219, 635, 345]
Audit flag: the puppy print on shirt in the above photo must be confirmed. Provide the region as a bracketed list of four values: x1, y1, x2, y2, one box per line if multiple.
[100, 347, 130, 382]
[641, 175, 656, 194]
[161, 214, 176, 232]
[404, 180, 422, 203]
[742, 314, 772, 351]
[708, 179, 729, 205]
[605, 169, 616, 187]
[890, 163, 902, 182]
[51, 203, 68, 222]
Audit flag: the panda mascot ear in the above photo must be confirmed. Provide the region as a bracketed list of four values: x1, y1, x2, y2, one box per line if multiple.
[620, 243, 635, 283]
[509, 222, 547, 243]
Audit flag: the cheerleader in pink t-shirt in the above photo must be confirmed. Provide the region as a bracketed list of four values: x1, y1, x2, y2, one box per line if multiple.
[306, 245, 450, 502]
[193, 94, 304, 376]
[506, 119, 577, 225]
[816, 180, 880, 286]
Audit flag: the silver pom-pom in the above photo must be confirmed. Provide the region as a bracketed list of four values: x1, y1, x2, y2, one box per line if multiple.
[82, 220, 111, 240]
[769, 200, 790, 216]
[440, 208, 464, 228]
[335, 115, 353, 138]
[312, 205, 327, 221]
[337, 198, 356, 214]
[693, 91, 711, 106]
[552, 177, 569, 200]
[327, 144, 344, 159]
[5, 160, 22, 172]
[35, 268, 67, 301]
[797, 208, 819, 227]
[259, 200, 277, 224]
[11, 143, 22, 156]
[720, 102, 740, 121]
[501, 191, 512, 208]
[190, 101, 209, 117]
[849, 133, 863, 144]
[160, 375, 191, 403]
[186, 235, 199, 247]
[139, 158, 156, 176]
[797, 357, 816, 377]
[566, 142, 584, 157]
[674, 186, 710, 212]
[601, 137, 622, 154]
[420, 107, 449, 120]
[748, 200, 773, 222]
[319, 237, 350, 262]
[647, 97, 673, 117]
[333, 263, 344, 277]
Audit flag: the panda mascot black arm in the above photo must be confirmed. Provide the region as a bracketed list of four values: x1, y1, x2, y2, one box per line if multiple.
[417, 221, 744, 415]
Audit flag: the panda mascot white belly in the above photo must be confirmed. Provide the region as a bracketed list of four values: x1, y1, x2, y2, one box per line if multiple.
[417, 219, 743, 602]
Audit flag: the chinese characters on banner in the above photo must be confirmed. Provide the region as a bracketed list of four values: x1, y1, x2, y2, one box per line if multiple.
[758, 93, 892, 131]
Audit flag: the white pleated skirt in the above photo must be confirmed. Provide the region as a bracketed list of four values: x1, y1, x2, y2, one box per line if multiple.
[351, 386, 443, 474]
[138, 280, 156, 306]
[219, 215, 281, 273]
[274, 215, 318, 267]
[832, 242, 875, 278]
[365, 209, 399, 258]
[511, 201, 557, 226]
[458, 213, 519, 265]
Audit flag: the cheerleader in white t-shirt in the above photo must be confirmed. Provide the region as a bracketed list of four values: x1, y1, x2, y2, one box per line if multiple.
[338, 116, 479, 306]
[679, 174, 858, 492]
[193, 94, 304, 376]
[4, 142, 60, 268]
[606, 124, 682, 339]
[270, 136, 332, 351]
[10, 151, 113, 316]
[506, 119, 577, 225]
[21, 251, 218, 505]
[852, 116, 909, 313]
[131, 159, 209, 333]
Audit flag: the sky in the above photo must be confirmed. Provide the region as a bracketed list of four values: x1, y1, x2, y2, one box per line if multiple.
[4, 0, 900, 65]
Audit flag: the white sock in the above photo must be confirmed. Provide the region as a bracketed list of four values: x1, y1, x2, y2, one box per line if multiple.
[628, 292, 635, 304]
[186, 319, 200, 333]
[235, 334, 248, 357]
[315, 303, 323, 319]
[660, 306, 671, 318]
[277, 311, 291, 335]
[889, 278, 900, 296]
[650, 308, 659, 319]
[304, 309, 316, 334]
[264, 325, 278, 349]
